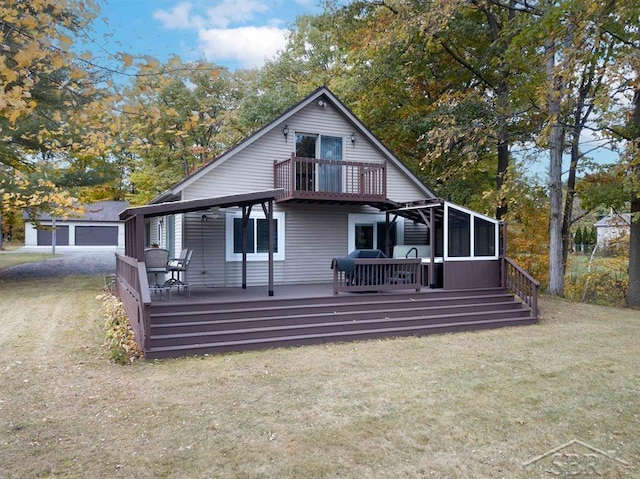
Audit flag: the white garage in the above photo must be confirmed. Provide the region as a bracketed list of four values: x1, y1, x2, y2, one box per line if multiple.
[25, 201, 128, 250]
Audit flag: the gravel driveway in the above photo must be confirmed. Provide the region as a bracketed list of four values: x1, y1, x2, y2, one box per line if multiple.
[0, 250, 117, 280]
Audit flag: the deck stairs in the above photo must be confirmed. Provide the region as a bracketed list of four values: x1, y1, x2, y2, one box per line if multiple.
[145, 287, 537, 359]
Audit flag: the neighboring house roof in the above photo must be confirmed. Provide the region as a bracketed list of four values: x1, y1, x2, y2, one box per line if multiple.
[594, 213, 631, 228]
[151, 86, 435, 204]
[27, 200, 129, 222]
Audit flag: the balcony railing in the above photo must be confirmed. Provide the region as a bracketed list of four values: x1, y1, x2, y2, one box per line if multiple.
[332, 258, 422, 294]
[274, 154, 387, 202]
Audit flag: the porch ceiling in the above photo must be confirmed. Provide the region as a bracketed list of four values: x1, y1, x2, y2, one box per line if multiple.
[277, 197, 444, 225]
[119, 189, 284, 220]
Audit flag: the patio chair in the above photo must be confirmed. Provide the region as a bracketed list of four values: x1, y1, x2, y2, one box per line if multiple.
[166, 248, 192, 286]
[145, 248, 169, 288]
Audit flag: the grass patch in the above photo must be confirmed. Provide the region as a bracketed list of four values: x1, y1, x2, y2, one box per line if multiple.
[0, 277, 638, 478]
[566, 255, 629, 306]
[0, 252, 56, 270]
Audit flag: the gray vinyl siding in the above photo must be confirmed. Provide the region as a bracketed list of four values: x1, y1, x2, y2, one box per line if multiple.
[283, 204, 357, 284]
[386, 167, 429, 202]
[403, 222, 429, 245]
[182, 211, 285, 287]
[148, 217, 159, 246]
[173, 100, 432, 286]
[183, 212, 225, 286]
[173, 214, 183, 257]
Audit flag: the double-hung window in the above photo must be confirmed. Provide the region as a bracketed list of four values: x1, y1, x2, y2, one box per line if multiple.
[225, 211, 285, 261]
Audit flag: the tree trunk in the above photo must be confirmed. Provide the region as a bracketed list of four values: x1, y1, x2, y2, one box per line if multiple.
[496, 86, 510, 221]
[547, 37, 565, 296]
[561, 124, 581, 271]
[628, 88, 640, 307]
[629, 191, 640, 307]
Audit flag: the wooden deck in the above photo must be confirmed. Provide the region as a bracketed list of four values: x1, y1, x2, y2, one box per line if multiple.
[149, 282, 430, 304]
[116, 255, 539, 359]
[151, 283, 340, 304]
[145, 284, 537, 359]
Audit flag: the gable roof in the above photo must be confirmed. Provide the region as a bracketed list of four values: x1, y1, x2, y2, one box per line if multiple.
[594, 213, 631, 228]
[26, 200, 129, 222]
[152, 86, 435, 203]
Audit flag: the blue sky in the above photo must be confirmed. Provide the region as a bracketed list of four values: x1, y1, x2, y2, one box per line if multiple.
[90, 0, 329, 70]
[85, 0, 620, 177]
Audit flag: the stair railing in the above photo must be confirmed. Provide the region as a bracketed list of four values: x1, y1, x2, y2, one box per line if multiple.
[502, 257, 540, 318]
[115, 253, 152, 352]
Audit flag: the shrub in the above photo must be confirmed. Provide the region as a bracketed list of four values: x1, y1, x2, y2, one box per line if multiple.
[99, 292, 143, 364]
[565, 256, 628, 307]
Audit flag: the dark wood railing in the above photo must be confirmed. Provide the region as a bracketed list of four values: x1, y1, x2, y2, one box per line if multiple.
[274, 154, 386, 202]
[115, 254, 151, 352]
[502, 257, 540, 318]
[333, 258, 422, 294]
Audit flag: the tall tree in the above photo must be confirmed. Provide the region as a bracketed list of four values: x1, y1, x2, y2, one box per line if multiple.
[629, 87, 640, 307]
[543, 0, 567, 296]
[113, 58, 246, 203]
[0, 0, 103, 243]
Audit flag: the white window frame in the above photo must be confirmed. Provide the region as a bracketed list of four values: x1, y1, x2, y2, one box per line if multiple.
[347, 213, 404, 252]
[293, 132, 347, 159]
[294, 131, 347, 192]
[443, 203, 499, 261]
[156, 218, 163, 248]
[225, 211, 285, 262]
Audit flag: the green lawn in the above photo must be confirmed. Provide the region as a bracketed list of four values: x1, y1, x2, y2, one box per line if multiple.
[0, 275, 638, 478]
[0, 252, 56, 270]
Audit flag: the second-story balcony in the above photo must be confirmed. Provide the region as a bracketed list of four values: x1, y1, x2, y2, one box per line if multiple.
[274, 154, 387, 203]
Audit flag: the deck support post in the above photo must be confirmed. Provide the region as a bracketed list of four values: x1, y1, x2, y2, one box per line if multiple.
[500, 222, 508, 287]
[261, 200, 275, 296]
[135, 213, 145, 261]
[429, 207, 436, 288]
[242, 205, 253, 289]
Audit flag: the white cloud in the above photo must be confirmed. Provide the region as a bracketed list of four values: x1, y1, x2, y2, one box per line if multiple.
[154, 0, 270, 30]
[153, 2, 198, 30]
[204, 0, 269, 29]
[198, 26, 288, 68]
[153, 0, 292, 68]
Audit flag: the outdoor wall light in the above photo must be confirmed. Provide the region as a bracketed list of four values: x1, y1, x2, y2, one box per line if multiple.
[351, 132, 356, 146]
[283, 124, 289, 141]
[318, 99, 326, 108]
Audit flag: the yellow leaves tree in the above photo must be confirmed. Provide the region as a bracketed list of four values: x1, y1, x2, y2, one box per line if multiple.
[0, 0, 99, 125]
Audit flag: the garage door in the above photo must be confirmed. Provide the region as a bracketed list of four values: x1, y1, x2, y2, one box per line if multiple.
[37, 226, 69, 246]
[75, 226, 119, 246]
